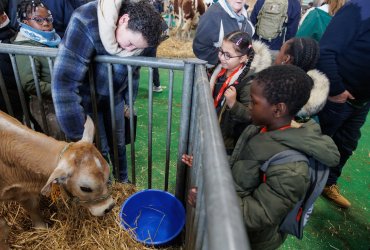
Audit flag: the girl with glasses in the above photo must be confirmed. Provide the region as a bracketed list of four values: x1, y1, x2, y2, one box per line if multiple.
[210, 30, 271, 154]
[12, 0, 64, 139]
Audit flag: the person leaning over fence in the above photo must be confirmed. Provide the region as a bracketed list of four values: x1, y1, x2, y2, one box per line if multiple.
[209, 31, 271, 154]
[12, 0, 64, 139]
[193, 0, 255, 67]
[52, 0, 163, 183]
[183, 65, 339, 250]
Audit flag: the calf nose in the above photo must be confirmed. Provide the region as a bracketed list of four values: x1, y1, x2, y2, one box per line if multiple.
[104, 203, 115, 214]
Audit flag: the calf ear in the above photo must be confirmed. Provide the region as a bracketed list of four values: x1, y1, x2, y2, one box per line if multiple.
[81, 115, 95, 143]
[41, 165, 70, 196]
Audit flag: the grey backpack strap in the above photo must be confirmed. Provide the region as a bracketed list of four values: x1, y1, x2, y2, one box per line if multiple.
[261, 149, 309, 172]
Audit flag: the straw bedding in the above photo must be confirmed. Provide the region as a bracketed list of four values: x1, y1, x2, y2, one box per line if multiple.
[157, 36, 195, 59]
[0, 183, 168, 250]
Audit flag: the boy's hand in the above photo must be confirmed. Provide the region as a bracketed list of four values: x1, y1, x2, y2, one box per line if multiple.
[224, 86, 237, 108]
[182, 154, 193, 167]
[187, 187, 198, 207]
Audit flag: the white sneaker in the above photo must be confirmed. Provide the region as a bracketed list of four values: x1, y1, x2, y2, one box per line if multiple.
[153, 86, 163, 93]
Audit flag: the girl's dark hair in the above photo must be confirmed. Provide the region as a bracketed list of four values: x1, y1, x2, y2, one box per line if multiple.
[223, 31, 255, 82]
[254, 65, 314, 116]
[285, 37, 319, 72]
[119, 1, 163, 47]
[17, 0, 49, 23]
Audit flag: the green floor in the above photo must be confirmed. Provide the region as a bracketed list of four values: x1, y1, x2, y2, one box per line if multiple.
[132, 68, 370, 250]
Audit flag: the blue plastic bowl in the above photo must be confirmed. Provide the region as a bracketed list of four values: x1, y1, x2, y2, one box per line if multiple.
[120, 189, 185, 246]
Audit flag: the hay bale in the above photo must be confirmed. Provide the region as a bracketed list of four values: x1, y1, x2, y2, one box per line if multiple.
[157, 36, 195, 59]
[0, 183, 177, 250]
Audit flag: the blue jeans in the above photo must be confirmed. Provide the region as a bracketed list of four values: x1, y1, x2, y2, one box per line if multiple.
[96, 98, 128, 182]
[318, 100, 370, 185]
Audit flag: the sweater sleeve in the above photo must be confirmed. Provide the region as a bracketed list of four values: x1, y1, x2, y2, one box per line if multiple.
[52, 16, 95, 140]
[317, 3, 359, 97]
[285, 0, 301, 41]
[193, 10, 222, 65]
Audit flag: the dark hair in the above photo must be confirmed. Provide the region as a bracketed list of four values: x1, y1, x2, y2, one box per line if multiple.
[0, 1, 5, 15]
[254, 65, 314, 116]
[119, 1, 163, 47]
[17, 0, 50, 23]
[285, 37, 319, 72]
[223, 31, 255, 82]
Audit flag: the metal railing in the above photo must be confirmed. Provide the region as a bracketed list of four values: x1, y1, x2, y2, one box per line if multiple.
[0, 43, 250, 250]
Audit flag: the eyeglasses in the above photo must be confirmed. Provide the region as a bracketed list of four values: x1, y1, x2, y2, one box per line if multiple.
[27, 16, 53, 24]
[218, 48, 244, 60]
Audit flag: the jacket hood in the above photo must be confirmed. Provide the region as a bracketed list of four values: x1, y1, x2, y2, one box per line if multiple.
[297, 69, 329, 117]
[209, 40, 272, 91]
[272, 119, 340, 167]
[97, 0, 143, 57]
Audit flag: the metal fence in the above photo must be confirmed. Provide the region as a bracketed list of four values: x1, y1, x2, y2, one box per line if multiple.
[0, 43, 250, 250]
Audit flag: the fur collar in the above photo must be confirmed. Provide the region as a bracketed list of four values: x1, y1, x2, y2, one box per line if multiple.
[97, 0, 143, 57]
[297, 69, 330, 117]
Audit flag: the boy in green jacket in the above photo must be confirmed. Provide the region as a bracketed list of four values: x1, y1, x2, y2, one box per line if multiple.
[184, 65, 339, 249]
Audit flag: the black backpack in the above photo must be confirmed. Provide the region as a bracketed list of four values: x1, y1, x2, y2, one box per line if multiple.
[260, 149, 329, 239]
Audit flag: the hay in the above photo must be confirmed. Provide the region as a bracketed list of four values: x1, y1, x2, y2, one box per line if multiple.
[157, 36, 195, 59]
[0, 183, 176, 250]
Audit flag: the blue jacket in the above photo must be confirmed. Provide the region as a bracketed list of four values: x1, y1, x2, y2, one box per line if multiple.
[251, 0, 301, 50]
[52, 1, 139, 140]
[8, 0, 74, 37]
[193, 0, 254, 65]
[317, 0, 370, 101]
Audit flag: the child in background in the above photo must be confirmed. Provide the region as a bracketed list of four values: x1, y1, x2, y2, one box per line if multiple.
[210, 31, 271, 154]
[13, 0, 63, 139]
[184, 65, 339, 250]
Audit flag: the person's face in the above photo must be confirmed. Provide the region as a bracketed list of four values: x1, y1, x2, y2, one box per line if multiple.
[227, 0, 246, 13]
[116, 14, 148, 52]
[23, 6, 53, 32]
[274, 40, 292, 65]
[0, 12, 8, 26]
[218, 40, 247, 71]
[249, 81, 274, 126]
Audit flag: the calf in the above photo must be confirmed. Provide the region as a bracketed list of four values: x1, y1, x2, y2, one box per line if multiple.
[0, 111, 115, 243]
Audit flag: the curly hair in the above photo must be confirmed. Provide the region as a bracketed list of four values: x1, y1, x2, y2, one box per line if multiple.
[223, 31, 255, 82]
[119, 1, 163, 47]
[254, 65, 314, 116]
[285, 37, 319, 72]
[17, 0, 50, 23]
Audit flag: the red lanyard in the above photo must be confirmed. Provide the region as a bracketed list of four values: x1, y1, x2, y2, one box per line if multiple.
[260, 124, 292, 133]
[213, 65, 243, 108]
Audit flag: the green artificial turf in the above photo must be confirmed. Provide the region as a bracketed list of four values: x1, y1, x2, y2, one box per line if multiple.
[131, 68, 370, 249]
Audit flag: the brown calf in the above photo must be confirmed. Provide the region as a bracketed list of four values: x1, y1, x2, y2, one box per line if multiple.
[0, 111, 115, 245]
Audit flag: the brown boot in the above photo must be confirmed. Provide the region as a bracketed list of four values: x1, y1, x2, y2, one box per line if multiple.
[322, 184, 351, 208]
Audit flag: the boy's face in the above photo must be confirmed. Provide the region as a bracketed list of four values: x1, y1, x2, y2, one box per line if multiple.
[23, 7, 53, 32]
[116, 14, 148, 52]
[249, 81, 274, 126]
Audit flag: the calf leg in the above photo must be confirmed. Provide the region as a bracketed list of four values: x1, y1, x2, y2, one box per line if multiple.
[19, 197, 47, 229]
[0, 218, 9, 250]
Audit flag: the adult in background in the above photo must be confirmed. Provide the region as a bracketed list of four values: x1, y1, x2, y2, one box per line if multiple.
[250, 0, 300, 52]
[296, 0, 346, 42]
[52, 0, 163, 183]
[193, 0, 254, 66]
[317, 0, 370, 208]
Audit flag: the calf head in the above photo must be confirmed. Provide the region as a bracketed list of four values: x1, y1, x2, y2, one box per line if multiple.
[41, 116, 115, 216]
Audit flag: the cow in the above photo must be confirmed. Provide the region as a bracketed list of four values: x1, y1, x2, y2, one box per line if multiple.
[0, 111, 115, 246]
[174, 0, 207, 40]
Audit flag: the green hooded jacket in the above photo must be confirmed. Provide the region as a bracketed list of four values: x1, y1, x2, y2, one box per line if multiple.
[296, 8, 332, 42]
[229, 119, 339, 250]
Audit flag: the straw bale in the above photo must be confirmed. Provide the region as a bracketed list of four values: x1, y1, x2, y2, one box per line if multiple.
[157, 36, 195, 59]
[0, 183, 179, 250]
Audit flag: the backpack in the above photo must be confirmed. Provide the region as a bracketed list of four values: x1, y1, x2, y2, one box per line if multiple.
[255, 0, 289, 41]
[260, 149, 329, 239]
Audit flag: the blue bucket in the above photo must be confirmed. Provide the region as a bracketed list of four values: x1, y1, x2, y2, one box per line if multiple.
[120, 189, 185, 246]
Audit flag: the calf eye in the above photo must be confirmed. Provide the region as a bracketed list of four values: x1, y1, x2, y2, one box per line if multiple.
[80, 186, 93, 193]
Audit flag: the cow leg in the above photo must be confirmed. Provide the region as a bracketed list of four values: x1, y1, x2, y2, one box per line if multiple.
[182, 19, 192, 40]
[19, 197, 47, 229]
[0, 218, 10, 250]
